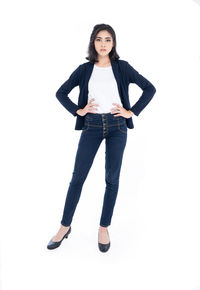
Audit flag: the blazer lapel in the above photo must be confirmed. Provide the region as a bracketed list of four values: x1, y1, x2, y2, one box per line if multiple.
[111, 59, 124, 104]
[84, 62, 94, 103]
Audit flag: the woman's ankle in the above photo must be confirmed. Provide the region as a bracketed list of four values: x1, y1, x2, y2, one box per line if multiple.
[99, 226, 108, 231]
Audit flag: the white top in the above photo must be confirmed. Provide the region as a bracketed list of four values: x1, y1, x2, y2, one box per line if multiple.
[88, 64, 123, 113]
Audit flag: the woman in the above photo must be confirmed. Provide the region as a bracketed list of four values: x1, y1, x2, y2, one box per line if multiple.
[47, 23, 156, 252]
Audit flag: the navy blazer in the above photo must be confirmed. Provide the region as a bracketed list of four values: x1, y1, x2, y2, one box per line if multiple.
[56, 59, 156, 130]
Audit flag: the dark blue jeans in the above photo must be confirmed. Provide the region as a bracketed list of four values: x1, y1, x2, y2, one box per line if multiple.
[60, 112, 128, 227]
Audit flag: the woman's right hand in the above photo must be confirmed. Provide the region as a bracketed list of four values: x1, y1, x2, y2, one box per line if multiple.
[76, 98, 99, 116]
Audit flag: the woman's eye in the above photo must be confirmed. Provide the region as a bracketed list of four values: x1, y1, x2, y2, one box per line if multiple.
[95, 39, 111, 42]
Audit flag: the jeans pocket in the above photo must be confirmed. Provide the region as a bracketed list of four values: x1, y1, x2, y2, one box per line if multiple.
[82, 122, 89, 131]
[118, 122, 127, 134]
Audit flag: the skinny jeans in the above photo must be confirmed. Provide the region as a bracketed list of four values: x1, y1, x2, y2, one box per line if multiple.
[61, 112, 127, 227]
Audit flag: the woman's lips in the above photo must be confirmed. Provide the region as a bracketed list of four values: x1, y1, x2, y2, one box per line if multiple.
[100, 49, 106, 51]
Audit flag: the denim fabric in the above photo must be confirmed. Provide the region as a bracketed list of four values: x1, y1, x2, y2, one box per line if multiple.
[60, 112, 127, 227]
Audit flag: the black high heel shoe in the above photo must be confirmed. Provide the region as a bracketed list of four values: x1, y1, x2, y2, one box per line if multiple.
[98, 228, 110, 252]
[47, 226, 71, 250]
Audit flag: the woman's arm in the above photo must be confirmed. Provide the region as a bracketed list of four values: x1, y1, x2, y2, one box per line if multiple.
[55, 64, 82, 116]
[126, 62, 156, 116]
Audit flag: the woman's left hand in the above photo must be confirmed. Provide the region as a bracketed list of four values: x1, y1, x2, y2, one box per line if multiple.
[110, 103, 134, 118]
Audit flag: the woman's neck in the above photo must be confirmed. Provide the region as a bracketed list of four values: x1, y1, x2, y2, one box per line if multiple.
[96, 56, 111, 67]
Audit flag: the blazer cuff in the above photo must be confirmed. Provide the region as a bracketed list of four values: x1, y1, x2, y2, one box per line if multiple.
[129, 108, 139, 116]
[73, 105, 82, 117]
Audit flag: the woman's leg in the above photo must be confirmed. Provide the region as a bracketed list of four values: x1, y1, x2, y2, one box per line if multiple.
[60, 131, 103, 226]
[99, 130, 127, 227]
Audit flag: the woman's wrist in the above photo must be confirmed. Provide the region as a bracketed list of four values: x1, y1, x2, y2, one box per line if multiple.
[76, 109, 82, 116]
[128, 110, 134, 117]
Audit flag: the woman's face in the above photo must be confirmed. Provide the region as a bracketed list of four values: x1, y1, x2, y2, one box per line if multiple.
[94, 30, 113, 58]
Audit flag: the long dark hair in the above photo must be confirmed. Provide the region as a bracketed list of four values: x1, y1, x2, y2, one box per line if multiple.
[85, 23, 120, 64]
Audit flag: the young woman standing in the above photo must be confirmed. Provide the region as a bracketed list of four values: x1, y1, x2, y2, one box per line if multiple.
[47, 24, 156, 252]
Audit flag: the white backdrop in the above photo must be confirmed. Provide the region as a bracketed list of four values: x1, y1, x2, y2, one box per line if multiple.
[1, 0, 200, 290]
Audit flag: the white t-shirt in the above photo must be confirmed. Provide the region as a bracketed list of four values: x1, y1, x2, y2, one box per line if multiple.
[88, 64, 123, 113]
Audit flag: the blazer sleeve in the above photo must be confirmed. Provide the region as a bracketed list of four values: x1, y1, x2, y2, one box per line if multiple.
[126, 62, 156, 116]
[55, 64, 82, 116]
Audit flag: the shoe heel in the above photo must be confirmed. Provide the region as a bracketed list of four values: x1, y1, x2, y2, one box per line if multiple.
[65, 226, 71, 238]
